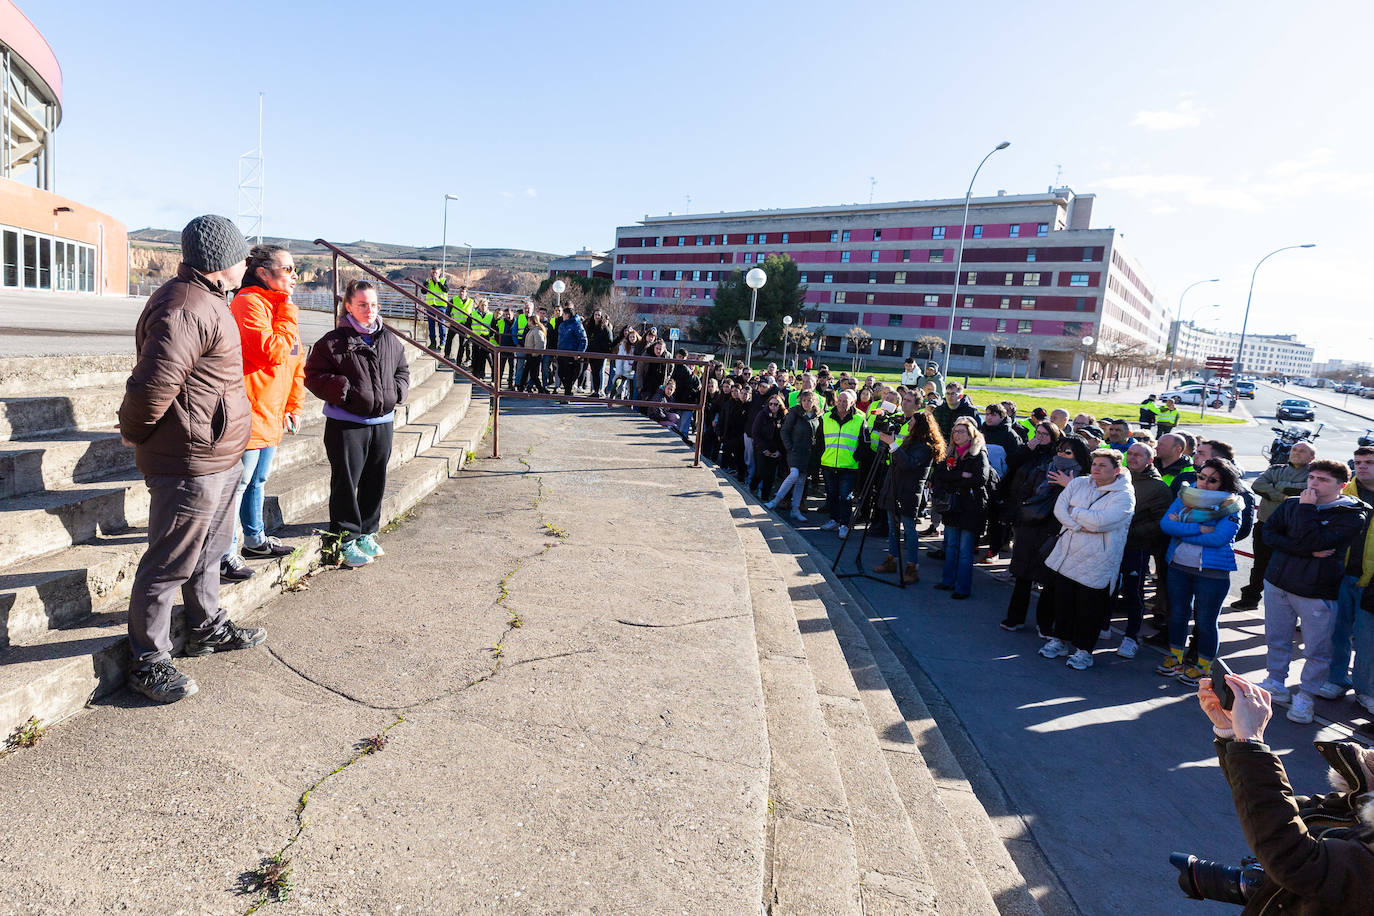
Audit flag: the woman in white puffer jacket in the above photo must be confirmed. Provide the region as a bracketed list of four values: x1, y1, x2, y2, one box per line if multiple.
[1039, 448, 1135, 670]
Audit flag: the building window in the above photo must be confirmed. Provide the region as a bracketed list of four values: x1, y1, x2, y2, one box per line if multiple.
[894, 271, 907, 284]
[873, 229, 883, 241]
[824, 273, 834, 283]
[1082, 247, 1093, 262]
[695, 236, 702, 245]
[829, 231, 839, 243]
[781, 233, 789, 243]
[999, 297, 1011, 309]
[677, 236, 685, 246]
[966, 272, 977, 285]
[960, 317, 972, 331]
[1020, 297, 1036, 309]
[745, 234, 755, 244]
[932, 227, 946, 240]
[867, 250, 878, 263]
[1070, 273, 1090, 286]
[842, 229, 852, 242]
[902, 249, 911, 262]
[865, 293, 875, 304]
[757, 252, 765, 262]
[1026, 249, 1037, 262]
[648, 287, 656, 297]
[655, 237, 662, 247]
[636, 270, 643, 280]
[819, 312, 831, 323]
[743, 253, 752, 263]
[759, 233, 768, 244]
[929, 249, 945, 263]
[973, 225, 983, 239]
[692, 270, 700, 281]
[888, 314, 902, 327]
[707, 271, 715, 281]
[1036, 223, 1048, 237]
[841, 251, 851, 263]
[868, 272, 878, 284]
[997, 319, 1007, 332]
[1024, 272, 1040, 284]
[963, 296, 974, 307]
[711, 235, 719, 245]
[1018, 320, 1032, 333]
[835, 291, 847, 303]
[675, 270, 683, 280]
[799, 272, 808, 283]
[1009, 224, 1020, 238]
[1004, 272, 1015, 285]
[924, 294, 939, 306]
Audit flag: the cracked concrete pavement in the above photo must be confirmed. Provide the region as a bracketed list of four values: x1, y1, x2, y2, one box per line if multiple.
[0, 403, 768, 914]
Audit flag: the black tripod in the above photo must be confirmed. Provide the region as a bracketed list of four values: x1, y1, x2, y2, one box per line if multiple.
[832, 441, 905, 589]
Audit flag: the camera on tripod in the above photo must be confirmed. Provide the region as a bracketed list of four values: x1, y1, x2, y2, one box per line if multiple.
[1170, 852, 1265, 905]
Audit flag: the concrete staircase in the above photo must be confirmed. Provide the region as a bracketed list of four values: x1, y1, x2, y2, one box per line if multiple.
[717, 481, 1048, 914]
[0, 347, 489, 738]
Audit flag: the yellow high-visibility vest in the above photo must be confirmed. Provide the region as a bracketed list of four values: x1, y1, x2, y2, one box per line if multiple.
[821, 412, 866, 470]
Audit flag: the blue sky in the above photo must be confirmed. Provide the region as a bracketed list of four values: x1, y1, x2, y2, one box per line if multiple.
[31, 0, 1374, 361]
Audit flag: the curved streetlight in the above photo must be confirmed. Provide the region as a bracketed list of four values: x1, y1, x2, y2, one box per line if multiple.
[440, 194, 459, 275]
[1076, 334, 1095, 400]
[744, 266, 768, 369]
[552, 278, 566, 312]
[1235, 244, 1315, 377]
[942, 141, 1011, 378]
[782, 314, 794, 373]
[1163, 277, 1220, 389]
[463, 242, 474, 287]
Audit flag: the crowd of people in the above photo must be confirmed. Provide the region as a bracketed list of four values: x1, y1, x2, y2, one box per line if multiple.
[118, 216, 408, 704]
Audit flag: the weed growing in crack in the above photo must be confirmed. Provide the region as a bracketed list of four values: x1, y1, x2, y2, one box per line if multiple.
[490, 642, 504, 660]
[542, 522, 569, 539]
[357, 733, 389, 755]
[278, 543, 312, 592]
[5, 716, 46, 751]
[381, 506, 417, 534]
[239, 853, 294, 908]
[508, 613, 524, 629]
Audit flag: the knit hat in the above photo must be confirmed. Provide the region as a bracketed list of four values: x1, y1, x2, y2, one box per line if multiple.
[181, 215, 249, 274]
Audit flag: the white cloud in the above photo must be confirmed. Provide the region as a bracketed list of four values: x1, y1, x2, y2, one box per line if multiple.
[1130, 98, 1210, 131]
[524, 188, 537, 198]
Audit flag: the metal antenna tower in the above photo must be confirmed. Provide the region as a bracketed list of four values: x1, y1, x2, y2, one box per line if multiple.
[237, 93, 265, 243]
[869, 177, 876, 204]
[1054, 163, 1063, 187]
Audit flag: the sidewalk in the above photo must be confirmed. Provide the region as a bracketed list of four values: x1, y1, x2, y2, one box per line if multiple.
[0, 404, 768, 914]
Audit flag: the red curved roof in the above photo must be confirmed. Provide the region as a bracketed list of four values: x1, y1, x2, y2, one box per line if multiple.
[0, 0, 61, 108]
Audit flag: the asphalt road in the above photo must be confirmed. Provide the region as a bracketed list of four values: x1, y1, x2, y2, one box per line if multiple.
[1223, 384, 1373, 470]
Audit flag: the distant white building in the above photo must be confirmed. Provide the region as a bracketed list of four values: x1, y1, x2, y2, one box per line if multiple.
[1169, 322, 1314, 377]
[1313, 358, 1374, 378]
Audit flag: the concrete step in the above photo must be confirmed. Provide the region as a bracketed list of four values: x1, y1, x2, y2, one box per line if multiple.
[0, 379, 471, 648]
[0, 392, 490, 738]
[0, 430, 135, 499]
[0, 354, 133, 397]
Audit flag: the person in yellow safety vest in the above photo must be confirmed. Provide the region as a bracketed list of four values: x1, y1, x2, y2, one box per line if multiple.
[508, 301, 533, 392]
[788, 372, 816, 408]
[440, 283, 466, 362]
[423, 267, 449, 350]
[468, 299, 495, 383]
[1156, 397, 1180, 437]
[1139, 393, 1159, 428]
[819, 389, 869, 538]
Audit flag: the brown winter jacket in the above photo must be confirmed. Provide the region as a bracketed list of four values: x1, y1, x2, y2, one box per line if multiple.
[1126, 464, 1173, 550]
[1216, 737, 1374, 915]
[118, 264, 251, 477]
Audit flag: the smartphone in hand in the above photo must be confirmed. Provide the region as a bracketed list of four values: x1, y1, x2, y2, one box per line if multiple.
[1211, 657, 1237, 711]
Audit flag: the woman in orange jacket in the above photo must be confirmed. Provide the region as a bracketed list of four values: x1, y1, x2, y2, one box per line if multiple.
[221, 244, 306, 580]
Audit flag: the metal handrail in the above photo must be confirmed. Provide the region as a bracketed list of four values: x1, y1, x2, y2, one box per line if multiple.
[314, 239, 712, 465]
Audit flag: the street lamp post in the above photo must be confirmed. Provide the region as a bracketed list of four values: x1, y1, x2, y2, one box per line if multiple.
[942, 141, 1011, 379]
[440, 194, 458, 276]
[1236, 244, 1316, 377]
[782, 315, 793, 373]
[1076, 335, 1095, 400]
[1164, 277, 1219, 390]
[464, 242, 474, 288]
[744, 267, 768, 370]
[552, 278, 565, 313]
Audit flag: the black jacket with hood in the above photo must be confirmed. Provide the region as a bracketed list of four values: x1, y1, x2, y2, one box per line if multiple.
[1262, 495, 1371, 600]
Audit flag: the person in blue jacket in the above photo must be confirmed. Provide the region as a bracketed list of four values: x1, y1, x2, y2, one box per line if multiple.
[1156, 457, 1245, 687]
[555, 305, 588, 398]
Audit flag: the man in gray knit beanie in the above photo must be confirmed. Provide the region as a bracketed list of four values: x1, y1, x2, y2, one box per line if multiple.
[118, 214, 266, 704]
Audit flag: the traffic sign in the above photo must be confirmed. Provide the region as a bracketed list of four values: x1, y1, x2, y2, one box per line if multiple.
[737, 319, 768, 343]
[668, 327, 680, 342]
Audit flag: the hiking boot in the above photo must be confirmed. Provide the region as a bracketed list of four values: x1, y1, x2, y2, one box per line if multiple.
[873, 555, 899, 574]
[219, 554, 254, 582]
[1256, 677, 1291, 704]
[128, 660, 198, 704]
[1229, 598, 1260, 611]
[1039, 638, 1069, 659]
[902, 562, 920, 585]
[357, 534, 385, 558]
[241, 536, 293, 559]
[1286, 692, 1315, 724]
[1066, 649, 1094, 670]
[1116, 637, 1140, 659]
[339, 540, 373, 568]
[184, 620, 267, 657]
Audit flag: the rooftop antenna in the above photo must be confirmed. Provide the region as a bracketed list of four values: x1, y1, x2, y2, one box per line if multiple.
[869, 177, 876, 204]
[1054, 163, 1063, 187]
[236, 92, 264, 243]
[685, 193, 691, 214]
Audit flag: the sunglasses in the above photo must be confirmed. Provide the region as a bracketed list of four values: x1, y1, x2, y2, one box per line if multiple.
[271, 264, 297, 275]
[1196, 472, 1222, 484]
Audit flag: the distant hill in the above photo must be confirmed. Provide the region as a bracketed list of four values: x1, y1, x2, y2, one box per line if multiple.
[128, 228, 559, 274]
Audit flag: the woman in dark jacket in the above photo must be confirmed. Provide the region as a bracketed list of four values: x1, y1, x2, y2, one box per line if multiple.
[749, 393, 786, 499]
[875, 403, 945, 584]
[1000, 427, 1090, 632]
[766, 390, 820, 522]
[585, 310, 615, 396]
[636, 339, 669, 413]
[721, 385, 750, 478]
[303, 280, 409, 569]
[932, 418, 994, 598]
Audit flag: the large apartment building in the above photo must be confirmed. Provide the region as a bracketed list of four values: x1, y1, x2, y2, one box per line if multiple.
[609, 188, 1165, 378]
[1169, 322, 1314, 378]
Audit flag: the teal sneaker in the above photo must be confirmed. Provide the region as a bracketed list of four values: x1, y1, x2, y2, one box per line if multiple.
[357, 534, 385, 558]
[339, 540, 373, 568]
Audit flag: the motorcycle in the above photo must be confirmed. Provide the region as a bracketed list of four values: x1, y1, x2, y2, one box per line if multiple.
[1263, 422, 1322, 466]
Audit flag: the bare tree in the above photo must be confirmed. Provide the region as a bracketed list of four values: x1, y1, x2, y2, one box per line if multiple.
[718, 327, 742, 366]
[784, 324, 815, 371]
[985, 333, 1008, 381]
[915, 334, 946, 362]
[599, 285, 638, 337]
[846, 326, 872, 373]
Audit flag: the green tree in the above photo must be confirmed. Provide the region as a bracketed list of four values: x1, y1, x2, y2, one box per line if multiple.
[696, 255, 805, 356]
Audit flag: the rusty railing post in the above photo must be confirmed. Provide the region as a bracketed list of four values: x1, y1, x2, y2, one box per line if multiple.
[331, 252, 340, 325]
[694, 363, 708, 467]
[491, 349, 501, 459]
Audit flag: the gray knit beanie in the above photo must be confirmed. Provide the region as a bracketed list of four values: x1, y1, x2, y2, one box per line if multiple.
[181, 215, 249, 274]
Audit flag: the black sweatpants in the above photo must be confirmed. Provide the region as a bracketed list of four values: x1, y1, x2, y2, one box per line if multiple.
[558, 356, 581, 396]
[323, 417, 394, 542]
[1052, 570, 1111, 652]
[1238, 522, 1272, 604]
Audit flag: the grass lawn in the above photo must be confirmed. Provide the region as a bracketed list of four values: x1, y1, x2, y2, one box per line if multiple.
[979, 393, 1246, 426]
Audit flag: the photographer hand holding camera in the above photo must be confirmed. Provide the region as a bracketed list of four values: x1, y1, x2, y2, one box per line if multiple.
[1177, 672, 1374, 913]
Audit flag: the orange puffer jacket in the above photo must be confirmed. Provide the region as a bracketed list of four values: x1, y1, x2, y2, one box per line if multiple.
[231, 286, 305, 450]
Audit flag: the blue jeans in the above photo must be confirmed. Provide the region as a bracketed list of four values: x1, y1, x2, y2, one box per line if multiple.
[225, 444, 277, 557]
[1113, 547, 1149, 639]
[1351, 580, 1374, 697]
[426, 313, 446, 348]
[1166, 564, 1231, 660]
[887, 511, 918, 561]
[822, 467, 857, 526]
[940, 526, 976, 594]
[1330, 574, 1364, 689]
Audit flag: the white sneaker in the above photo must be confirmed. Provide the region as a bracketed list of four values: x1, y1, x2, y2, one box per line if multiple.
[837, 525, 850, 539]
[1039, 638, 1069, 659]
[1257, 677, 1291, 704]
[1286, 691, 1315, 724]
[820, 520, 839, 531]
[1116, 637, 1139, 659]
[1315, 682, 1348, 700]
[1356, 694, 1374, 714]
[1066, 649, 1094, 670]
[790, 510, 807, 524]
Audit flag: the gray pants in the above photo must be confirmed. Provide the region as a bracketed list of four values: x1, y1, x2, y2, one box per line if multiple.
[1264, 581, 1338, 696]
[128, 464, 242, 667]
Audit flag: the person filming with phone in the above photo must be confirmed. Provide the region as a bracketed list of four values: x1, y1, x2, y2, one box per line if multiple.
[1177, 670, 1374, 913]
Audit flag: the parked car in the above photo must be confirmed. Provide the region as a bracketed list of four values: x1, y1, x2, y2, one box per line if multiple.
[1276, 398, 1316, 421]
[1363, 388, 1374, 400]
[1159, 386, 1206, 406]
[1234, 381, 1256, 399]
